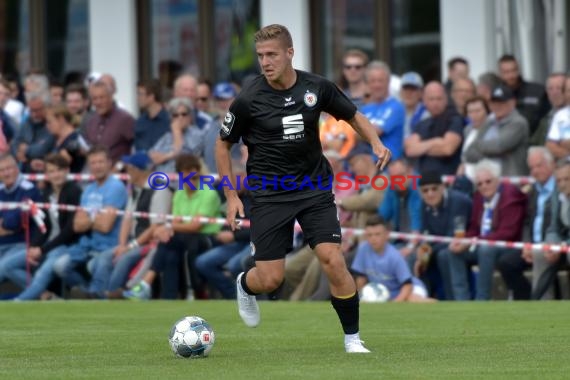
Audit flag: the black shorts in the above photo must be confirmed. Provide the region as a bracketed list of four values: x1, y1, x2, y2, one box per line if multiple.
[250, 192, 341, 261]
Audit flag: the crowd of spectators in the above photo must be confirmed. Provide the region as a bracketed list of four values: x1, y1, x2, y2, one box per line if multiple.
[0, 48, 569, 302]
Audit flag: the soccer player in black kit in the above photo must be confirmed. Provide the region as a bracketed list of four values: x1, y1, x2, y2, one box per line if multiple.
[216, 24, 391, 353]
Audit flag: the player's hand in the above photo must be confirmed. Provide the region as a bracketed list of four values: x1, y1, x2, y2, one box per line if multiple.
[373, 143, 391, 170]
[226, 195, 245, 231]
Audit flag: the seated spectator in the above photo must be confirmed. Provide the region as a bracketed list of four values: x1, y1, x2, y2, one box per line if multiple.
[0, 153, 41, 291]
[533, 158, 570, 299]
[463, 84, 529, 177]
[148, 97, 205, 173]
[84, 80, 135, 163]
[13, 153, 83, 300]
[415, 171, 472, 300]
[319, 114, 356, 158]
[196, 79, 215, 117]
[173, 74, 213, 129]
[45, 104, 87, 173]
[404, 81, 463, 175]
[351, 215, 433, 303]
[399, 72, 429, 138]
[442, 160, 527, 300]
[361, 61, 405, 159]
[50, 146, 128, 292]
[134, 78, 170, 152]
[124, 154, 222, 300]
[458, 96, 490, 181]
[545, 75, 570, 159]
[85, 153, 173, 299]
[11, 91, 55, 173]
[529, 73, 566, 146]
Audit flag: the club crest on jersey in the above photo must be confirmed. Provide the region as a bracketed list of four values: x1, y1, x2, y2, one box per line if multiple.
[304, 91, 317, 107]
[221, 112, 235, 136]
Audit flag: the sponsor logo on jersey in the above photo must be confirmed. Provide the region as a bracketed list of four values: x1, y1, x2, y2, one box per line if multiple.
[221, 112, 235, 135]
[282, 114, 305, 140]
[304, 91, 317, 107]
[284, 96, 295, 107]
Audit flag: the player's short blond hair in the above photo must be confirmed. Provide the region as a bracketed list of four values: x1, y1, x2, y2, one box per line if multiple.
[254, 24, 293, 48]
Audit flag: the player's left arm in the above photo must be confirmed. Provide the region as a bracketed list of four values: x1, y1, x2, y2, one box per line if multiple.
[347, 112, 392, 170]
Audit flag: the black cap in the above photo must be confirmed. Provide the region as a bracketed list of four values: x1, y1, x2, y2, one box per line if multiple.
[419, 171, 443, 187]
[346, 142, 373, 161]
[490, 84, 514, 102]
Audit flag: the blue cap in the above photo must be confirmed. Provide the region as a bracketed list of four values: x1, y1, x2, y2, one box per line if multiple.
[213, 82, 237, 100]
[400, 72, 424, 88]
[121, 153, 150, 170]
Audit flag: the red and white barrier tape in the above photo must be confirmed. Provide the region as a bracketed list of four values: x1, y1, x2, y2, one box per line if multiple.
[1, 200, 565, 253]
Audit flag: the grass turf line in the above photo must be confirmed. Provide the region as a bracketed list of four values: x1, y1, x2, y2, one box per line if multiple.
[1, 301, 570, 379]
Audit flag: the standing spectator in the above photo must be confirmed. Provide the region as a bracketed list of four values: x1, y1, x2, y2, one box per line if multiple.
[2, 75, 25, 126]
[360, 61, 405, 159]
[148, 97, 205, 173]
[10, 153, 83, 300]
[476, 72, 502, 103]
[0, 79, 16, 152]
[517, 147, 556, 299]
[196, 79, 214, 117]
[11, 91, 54, 173]
[340, 49, 369, 108]
[84, 80, 135, 163]
[462, 84, 529, 177]
[134, 78, 170, 152]
[444, 57, 469, 95]
[530, 73, 567, 146]
[64, 84, 91, 135]
[173, 74, 213, 129]
[404, 81, 463, 175]
[458, 96, 490, 181]
[49, 78, 64, 106]
[399, 72, 429, 138]
[498, 54, 549, 136]
[450, 77, 476, 121]
[545, 75, 570, 159]
[443, 160, 527, 300]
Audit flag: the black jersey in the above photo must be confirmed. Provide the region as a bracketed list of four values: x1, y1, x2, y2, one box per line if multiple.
[220, 70, 357, 202]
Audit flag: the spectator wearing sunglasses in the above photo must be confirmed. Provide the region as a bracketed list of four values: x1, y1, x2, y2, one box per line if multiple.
[148, 97, 205, 173]
[339, 49, 369, 109]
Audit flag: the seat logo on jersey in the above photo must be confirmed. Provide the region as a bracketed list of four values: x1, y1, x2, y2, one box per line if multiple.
[304, 91, 317, 107]
[221, 112, 235, 136]
[282, 114, 305, 140]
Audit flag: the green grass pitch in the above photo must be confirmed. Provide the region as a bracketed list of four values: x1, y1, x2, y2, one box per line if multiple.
[1, 301, 570, 379]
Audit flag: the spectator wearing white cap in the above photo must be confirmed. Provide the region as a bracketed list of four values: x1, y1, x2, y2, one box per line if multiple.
[400, 72, 429, 138]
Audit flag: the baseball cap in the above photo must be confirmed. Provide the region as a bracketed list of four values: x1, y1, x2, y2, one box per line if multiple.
[213, 82, 237, 100]
[490, 84, 514, 102]
[121, 152, 150, 170]
[400, 72, 424, 88]
[346, 143, 373, 162]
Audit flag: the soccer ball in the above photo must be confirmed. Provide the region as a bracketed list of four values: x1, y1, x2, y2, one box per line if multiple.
[168, 316, 215, 358]
[360, 282, 391, 303]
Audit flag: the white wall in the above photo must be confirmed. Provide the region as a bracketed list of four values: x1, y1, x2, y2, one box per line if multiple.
[440, 0, 496, 82]
[260, 0, 311, 71]
[88, 0, 138, 115]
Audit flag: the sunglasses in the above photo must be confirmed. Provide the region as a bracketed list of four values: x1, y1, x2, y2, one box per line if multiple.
[421, 185, 440, 194]
[171, 112, 189, 118]
[476, 179, 494, 187]
[343, 64, 364, 70]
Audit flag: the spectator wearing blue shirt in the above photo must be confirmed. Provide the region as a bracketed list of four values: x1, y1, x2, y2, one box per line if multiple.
[416, 171, 472, 300]
[0, 154, 42, 288]
[351, 215, 431, 302]
[361, 61, 406, 159]
[378, 158, 422, 268]
[134, 78, 171, 152]
[400, 72, 429, 138]
[404, 81, 464, 175]
[52, 146, 128, 292]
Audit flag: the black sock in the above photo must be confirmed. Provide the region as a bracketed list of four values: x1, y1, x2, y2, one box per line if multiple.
[240, 271, 259, 296]
[331, 292, 359, 334]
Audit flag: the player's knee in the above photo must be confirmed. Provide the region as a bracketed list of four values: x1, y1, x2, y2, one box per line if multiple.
[259, 273, 284, 291]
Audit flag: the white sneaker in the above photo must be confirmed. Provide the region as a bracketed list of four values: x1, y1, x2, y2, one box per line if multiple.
[345, 339, 371, 353]
[236, 272, 260, 327]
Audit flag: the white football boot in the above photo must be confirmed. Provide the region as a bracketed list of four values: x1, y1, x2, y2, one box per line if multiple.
[345, 335, 371, 353]
[236, 272, 260, 327]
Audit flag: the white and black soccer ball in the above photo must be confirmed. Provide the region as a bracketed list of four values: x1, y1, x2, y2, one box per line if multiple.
[168, 316, 215, 358]
[360, 282, 391, 303]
